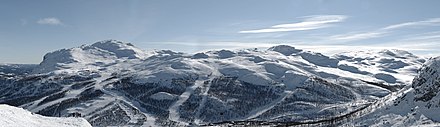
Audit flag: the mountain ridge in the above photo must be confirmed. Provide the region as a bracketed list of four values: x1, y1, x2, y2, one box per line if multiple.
[0, 40, 435, 126]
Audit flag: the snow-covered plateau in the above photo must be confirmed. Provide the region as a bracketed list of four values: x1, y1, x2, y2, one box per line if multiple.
[0, 40, 438, 126]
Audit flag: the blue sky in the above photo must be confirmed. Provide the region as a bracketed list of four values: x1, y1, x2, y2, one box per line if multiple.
[1, 0, 440, 63]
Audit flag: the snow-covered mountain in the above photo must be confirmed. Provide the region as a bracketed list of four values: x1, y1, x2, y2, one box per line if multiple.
[0, 104, 91, 127]
[335, 49, 425, 84]
[0, 40, 435, 126]
[341, 56, 440, 127]
[34, 40, 149, 73]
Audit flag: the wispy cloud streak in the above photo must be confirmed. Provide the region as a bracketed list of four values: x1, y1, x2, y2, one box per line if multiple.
[239, 15, 347, 33]
[37, 17, 63, 25]
[330, 18, 440, 41]
[329, 31, 386, 41]
[383, 18, 440, 30]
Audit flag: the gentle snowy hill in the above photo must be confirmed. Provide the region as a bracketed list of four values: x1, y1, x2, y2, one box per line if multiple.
[335, 49, 425, 84]
[0, 40, 435, 126]
[0, 104, 91, 127]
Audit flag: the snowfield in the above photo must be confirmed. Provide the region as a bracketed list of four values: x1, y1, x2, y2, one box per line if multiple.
[0, 104, 91, 127]
[0, 40, 438, 126]
[342, 56, 440, 127]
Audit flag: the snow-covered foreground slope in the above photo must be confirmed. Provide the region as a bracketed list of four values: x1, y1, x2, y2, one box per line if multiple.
[0, 40, 434, 126]
[0, 104, 91, 127]
[338, 57, 440, 127]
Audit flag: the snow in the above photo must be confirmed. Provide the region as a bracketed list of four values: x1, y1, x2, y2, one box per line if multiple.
[2, 41, 435, 126]
[341, 57, 440, 126]
[299, 51, 339, 68]
[33, 40, 150, 74]
[243, 91, 292, 120]
[280, 70, 309, 89]
[378, 49, 417, 58]
[374, 73, 397, 83]
[268, 45, 302, 56]
[238, 73, 273, 86]
[97, 72, 158, 126]
[215, 50, 236, 59]
[0, 104, 91, 127]
[90, 40, 146, 59]
[334, 49, 424, 84]
[168, 80, 204, 125]
[149, 92, 177, 100]
[192, 52, 209, 59]
[264, 62, 289, 76]
[337, 63, 370, 75]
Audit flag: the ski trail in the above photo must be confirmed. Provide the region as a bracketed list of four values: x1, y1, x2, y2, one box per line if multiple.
[243, 90, 292, 120]
[97, 72, 157, 126]
[169, 59, 221, 125]
[118, 102, 146, 125]
[27, 82, 93, 112]
[168, 79, 204, 124]
[193, 79, 213, 125]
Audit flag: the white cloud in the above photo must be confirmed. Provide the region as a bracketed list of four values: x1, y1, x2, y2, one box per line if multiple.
[385, 31, 440, 50]
[383, 18, 440, 30]
[329, 18, 440, 41]
[239, 15, 347, 33]
[149, 41, 280, 48]
[336, 31, 440, 57]
[37, 17, 63, 25]
[329, 31, 386, 41]
[297, 44, 439, 57]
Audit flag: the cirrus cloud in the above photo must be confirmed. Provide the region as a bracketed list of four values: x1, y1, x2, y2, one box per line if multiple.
[239, 15, 347, 33]
[383, 18, 440, 30]
[37, 17, 63, 25]
[329, 17, 440, 41]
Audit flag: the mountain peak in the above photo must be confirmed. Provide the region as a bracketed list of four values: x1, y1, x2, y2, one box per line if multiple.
[34, 40, 147, 73]
[379, 49, 416, 58]
[89, 39, 144, 59]
[90, 40, 134, 48]
[268, 45, 302, 55]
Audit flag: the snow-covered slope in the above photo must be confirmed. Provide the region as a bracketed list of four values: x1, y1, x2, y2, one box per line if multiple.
[33, 40, 149, 73]
[341, 56, 440, 127]
[0, 104, 91, 127]
[335, 49, 425, 85]
[0, 64, 36, 75]
[0, 40, 432, 126]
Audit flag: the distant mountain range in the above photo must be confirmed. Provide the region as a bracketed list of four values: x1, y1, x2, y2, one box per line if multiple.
[0, 40, 438, 126]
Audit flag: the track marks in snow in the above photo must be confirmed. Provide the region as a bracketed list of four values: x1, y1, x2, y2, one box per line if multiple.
[244, 90, 292, 120]
[168, 79, 204, 124]
[98, 73, 157, 126]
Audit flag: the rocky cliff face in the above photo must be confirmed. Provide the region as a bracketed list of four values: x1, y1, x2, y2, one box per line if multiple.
[412, 57, 440, 103]
[409, 57, 440, 121]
